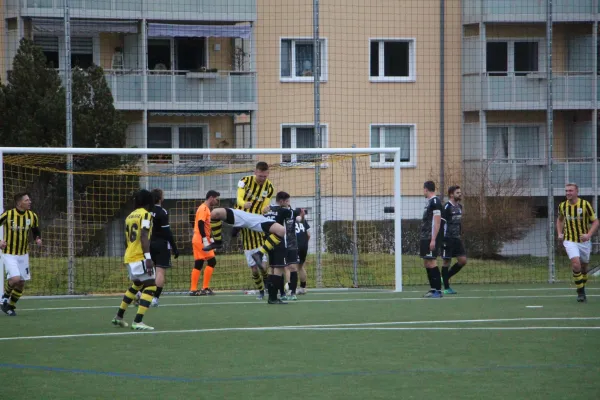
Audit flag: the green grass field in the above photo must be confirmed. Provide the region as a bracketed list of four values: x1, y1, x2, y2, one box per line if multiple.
[19, 253, 594, 295]
[1, 284, 599, 399]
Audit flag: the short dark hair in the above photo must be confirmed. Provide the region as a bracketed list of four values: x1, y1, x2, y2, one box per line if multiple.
[134, 189, 154, 210]
[14, 192, 29, 205]
[255, 161, 269, 171]
[151, 188, 163, 204]
[276, 191, 290, 202]
[423, 181, 435, 192]
[206, 190, 220, 200]
[448, 185, 461, 196]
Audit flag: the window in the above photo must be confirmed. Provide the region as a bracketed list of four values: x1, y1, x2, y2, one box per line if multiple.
[280, 38, 327, 81]
[71, 37, 94, 69]
[370, 125, 416, 167]
[370, 39, 416, 82]
[34, 36, 59, 68]
[147, 126, 207, 163]
[487, 126, 542, 161]
[148, 38, 206, 71]
[234, 123, 252, 160]
[281, 125, 327, 164]
[486, 40, 540, 76]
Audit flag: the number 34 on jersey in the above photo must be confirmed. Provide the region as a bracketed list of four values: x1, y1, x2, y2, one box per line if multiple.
[124, 208, 153, 264]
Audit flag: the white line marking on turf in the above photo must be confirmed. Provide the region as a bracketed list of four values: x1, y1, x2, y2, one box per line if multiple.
[526, 306, 544, 308]
[1, 317, 600, 341]
[15, 294, 600, 312]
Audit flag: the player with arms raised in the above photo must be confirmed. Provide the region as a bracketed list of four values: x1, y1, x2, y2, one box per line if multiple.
[420, 181, 443, 298]
[111, 190, 157, 330]
[1, 193, 42, 316]
[557, 183, 599, 303]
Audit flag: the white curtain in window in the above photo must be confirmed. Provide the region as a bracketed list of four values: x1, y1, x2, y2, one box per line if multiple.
[487, 127, 509, 160]
[514, 127, 540, 159]
[295, 43, 314, 77]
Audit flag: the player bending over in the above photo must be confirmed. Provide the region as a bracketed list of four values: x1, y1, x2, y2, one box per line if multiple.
[111, 189, 157, 330]
[190, 190, 220, 296]
[441, 185, 467, 294]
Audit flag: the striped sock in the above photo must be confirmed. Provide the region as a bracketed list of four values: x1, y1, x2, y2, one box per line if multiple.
[258, 234, 281, 255]
[134, 285, 157, 323]
[117, 283, 143, 318]
[3, 281, 14, 300]
[9, 287, 23, 308]
[211, 221, 223, 242]
[582, 273, 588, 287]
[252, 271, 264, 291]
[573, 271, 585, 291]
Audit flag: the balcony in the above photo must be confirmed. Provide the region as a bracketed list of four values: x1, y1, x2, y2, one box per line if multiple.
[463, 72, 594, 111]
[463, 159, 599, 196]
[463, 0, 595, 24]
[104, 70, 257, 111]
[6, 0, 257, 22]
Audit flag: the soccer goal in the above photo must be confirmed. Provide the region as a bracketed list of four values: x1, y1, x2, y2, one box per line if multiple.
[0, 147, 403, 296]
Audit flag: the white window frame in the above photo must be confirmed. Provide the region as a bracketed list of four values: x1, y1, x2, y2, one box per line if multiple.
[147, 123, 210, 163]
[369, 124, 417, 168]
[280, 123, 329, 166]
[279, 37, 328, 82]
[485, 38, 545, 75]
[147, 37, 210, 71]
[369, 38, 416, 82]
[485, 124, 545, 162]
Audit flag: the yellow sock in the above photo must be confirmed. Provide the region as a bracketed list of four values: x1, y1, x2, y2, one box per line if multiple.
[573, 272, 584, 290]
[134, 285, 157, 323]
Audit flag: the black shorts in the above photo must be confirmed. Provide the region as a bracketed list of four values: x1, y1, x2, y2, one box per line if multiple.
[419, 239, 440, 259]
[442, 238, 466, 259]
[150, 240, 171, 268]
[286, 249, 300, 266]
[268, 246, 287, 267]
[298, 247, 308, 264]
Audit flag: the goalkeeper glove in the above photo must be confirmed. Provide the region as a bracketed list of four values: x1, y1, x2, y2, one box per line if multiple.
[202, 237, 210, 248]
[172, 248, 179, 259]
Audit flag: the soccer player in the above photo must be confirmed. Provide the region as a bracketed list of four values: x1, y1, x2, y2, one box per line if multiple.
[296, 213, 311, 295]
[441, 185, 467, 295]
[420, 181, 443, 298]
[264, 192, 305, 302]
[557, 183, 599, 303]
[148, 188, 179, 307]
[190, 190, 220, 296]
[210, 161, 273, 299]
[0, 193, 42, 317]
[111, 189, 156, 330]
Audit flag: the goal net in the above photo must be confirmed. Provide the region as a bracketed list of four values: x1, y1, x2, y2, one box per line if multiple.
[0, 147, 402, 296]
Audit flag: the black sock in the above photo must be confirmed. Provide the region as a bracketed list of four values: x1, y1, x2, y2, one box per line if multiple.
[430, 267, 442, 291]
[290, 271, 298, 294]
[279, 278, 286, 296]
[300, 281, 306, 289]
[448, 263, 464, 279]
[155, 286, 163, 299]
[441, 267, 450, 289]
[268, 275, 281, 301]
[425, 268, 434, 290]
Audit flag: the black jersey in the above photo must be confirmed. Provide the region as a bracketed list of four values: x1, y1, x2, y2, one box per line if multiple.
[442, 201, 463, 239]
[420, 196, 443, 240]
[264, 205, 300, 250]
[296, 219, 310, 249]
[150, 205, 170, 242]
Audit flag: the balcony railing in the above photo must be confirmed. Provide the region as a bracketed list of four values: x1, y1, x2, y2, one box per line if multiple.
[104, 70, 257, 110]
[463, 0, 595, 23]
[8, 0, 257, 21]
[463, 72, 594, 111]
[463, 159, 599, 194]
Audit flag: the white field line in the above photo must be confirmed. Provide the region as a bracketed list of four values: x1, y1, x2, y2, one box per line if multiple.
[14, 294, 600, 312]
[1, 317, 600, 341]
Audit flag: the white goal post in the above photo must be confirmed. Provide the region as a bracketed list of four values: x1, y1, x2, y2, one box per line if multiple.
[0, 147, 403, 295]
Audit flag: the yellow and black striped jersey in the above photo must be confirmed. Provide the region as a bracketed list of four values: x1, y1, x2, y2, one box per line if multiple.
[235, 175, 274, 215]
[124, 207, 153, 264]
[0, 208, 40, 255]
[558, 199, 597, 243]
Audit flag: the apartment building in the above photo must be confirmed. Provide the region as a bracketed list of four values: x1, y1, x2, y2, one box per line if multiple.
[462, 0, 599, 203]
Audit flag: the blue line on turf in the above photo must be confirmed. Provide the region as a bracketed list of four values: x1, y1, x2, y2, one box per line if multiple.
[0, 363, 595, 384]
